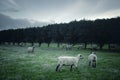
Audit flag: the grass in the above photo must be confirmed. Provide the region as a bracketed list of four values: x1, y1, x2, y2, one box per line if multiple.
[0, 43, 120, 80]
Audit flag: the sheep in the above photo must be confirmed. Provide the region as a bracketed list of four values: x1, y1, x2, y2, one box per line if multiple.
[61, 44, 66, 48]
[19, 42, 24, 47]
[56, 54, 83, 71]
[77, 44, 84, 49]
[66, 44, 73, 50]
[88, 52, 97, 68]
[27, 46, 35, 53]
[61, 44, 73, 50]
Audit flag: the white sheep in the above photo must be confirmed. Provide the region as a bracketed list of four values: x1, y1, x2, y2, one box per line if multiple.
[88, 52, 97, 68]
[77, 44, 84, 49]
[56, 54, 83, 71]
[27, 46, 35, 53]
[61, 44, 66, 48]
[66, 44, 73, 50]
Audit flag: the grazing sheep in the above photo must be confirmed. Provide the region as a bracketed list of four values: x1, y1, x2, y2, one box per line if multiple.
[77, 44, 84, 49]
[88, 52, 97, 68]
[19, 42, 24, 47]
[61, 44, 66, 48]
[66, 44, 73, 50]
[56, 54, 83, 71]
[27, 46, 35, 53]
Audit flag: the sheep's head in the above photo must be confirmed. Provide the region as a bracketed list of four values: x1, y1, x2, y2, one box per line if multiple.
[77, 54, 83, 59]
[92, 52, 96, 54]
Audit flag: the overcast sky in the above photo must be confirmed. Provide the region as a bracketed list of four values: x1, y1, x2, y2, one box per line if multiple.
[0, 0, 120, 30]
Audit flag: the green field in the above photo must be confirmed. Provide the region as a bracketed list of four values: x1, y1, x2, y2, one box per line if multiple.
[0, 44, 120, 80]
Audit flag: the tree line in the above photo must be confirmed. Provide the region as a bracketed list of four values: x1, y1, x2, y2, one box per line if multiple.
[0, 17, 120, 50]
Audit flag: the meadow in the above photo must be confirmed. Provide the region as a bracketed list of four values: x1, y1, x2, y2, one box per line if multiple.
[0, 43, 120, 80]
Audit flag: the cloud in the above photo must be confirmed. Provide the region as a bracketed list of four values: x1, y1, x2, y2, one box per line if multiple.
[87, 9, 120, 20]
[9, 0, 18, 6]
[0, 0, 120, 25]
[55, 0, 120, 22]
[0, 0, 19, 12]
[0, 13, 49, 30]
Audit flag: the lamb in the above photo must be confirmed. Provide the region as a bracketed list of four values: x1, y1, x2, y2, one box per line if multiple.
[56, 54, 83, 71]
[27, 46, 35, 53]
[88, 52, 97, 68]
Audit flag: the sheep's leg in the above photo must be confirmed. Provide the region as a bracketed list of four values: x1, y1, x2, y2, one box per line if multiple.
[56, 64, 60, 71]
[92, 58, 96, 68]
[58, 65, 63, 72]
[94, 62, 96, 68]
[70, 64, 74, 71]
[93, 62, 96, 68]
[92, 60, 96, 68]
[74, 64, 78, 71]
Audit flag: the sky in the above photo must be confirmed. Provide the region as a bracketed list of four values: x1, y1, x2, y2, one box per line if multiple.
[0, 0, 120, 30]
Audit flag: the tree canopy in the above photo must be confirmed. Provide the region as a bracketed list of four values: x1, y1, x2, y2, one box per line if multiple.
[0, 17, 120, 49]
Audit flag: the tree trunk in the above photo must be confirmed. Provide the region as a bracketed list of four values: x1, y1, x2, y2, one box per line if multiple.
[57, 43, 60, 47]
[48, 43, 50, 47]
[39, 42, 41, 47]
[17, 42, 20, 46]
[84, 42, 87, 49]
[12, 42, 15, 45]
[99, 44, 104, 50]
[24, 42, 26, 46]
[8, 42, 11, 45]
[108, 44, 111, 50]
[31, 42, 34, 46]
